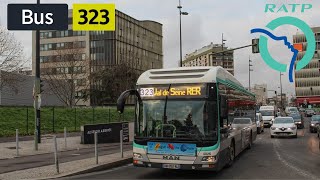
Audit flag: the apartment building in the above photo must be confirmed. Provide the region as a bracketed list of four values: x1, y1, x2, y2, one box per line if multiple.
[32, 9, 163, 106]
[182, 43, 234, 74]
[293, 27, 320, 106]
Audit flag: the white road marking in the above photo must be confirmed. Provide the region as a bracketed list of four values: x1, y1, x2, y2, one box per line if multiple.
[273, 140, 318, 180]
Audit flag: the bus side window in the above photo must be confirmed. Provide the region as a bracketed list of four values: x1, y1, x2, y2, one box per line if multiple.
[219, 95, 228, 127]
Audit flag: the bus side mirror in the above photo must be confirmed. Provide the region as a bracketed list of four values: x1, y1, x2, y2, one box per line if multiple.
[117, 89, 142, 114]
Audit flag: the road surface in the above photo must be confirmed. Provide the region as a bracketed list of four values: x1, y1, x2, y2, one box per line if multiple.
[68, 117, 320, 179]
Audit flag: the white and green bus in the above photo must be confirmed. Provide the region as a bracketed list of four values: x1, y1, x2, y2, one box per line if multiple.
[117, 66, 257, 171]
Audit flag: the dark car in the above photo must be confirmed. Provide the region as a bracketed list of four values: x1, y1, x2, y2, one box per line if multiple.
[299, 108, 306, 113]
[288, 113, 304, 129]
[305, 109, 316, 117]
[309, 115, 320, 133]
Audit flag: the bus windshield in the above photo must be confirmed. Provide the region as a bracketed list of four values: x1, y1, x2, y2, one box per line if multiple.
[136, 100, 218, 141]
[260, 110, 274, 116]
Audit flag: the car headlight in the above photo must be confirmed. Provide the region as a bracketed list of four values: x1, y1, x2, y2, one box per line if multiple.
[201, 156, 216, 162]
[311, 124, 315, 126]
[133, 153, 142, 159]
[289, 126, 296, 130]
[270, 127, 276, 130]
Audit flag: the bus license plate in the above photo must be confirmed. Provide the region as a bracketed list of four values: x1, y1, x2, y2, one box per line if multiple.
[162, 164, 181, 169]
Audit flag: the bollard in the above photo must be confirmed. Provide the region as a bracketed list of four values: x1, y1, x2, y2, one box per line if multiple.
[94, 132, 98, 164]
[120, 130, 123, 158]
[34, 129, 38, 151]
[16, 129, 19, 157]
[54, 135, 59, 174]
[64, 127, 67, 149]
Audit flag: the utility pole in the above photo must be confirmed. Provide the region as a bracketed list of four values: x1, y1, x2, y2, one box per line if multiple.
[249, 57, 253, 91]
[221, 33, 226, 68]
[280, 72, 283, 109]
[177, 0, 188, 67]
[34, 0, 41, 145]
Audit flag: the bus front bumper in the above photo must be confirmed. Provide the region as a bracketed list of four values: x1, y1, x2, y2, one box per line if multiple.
[133, 160, 218, 171]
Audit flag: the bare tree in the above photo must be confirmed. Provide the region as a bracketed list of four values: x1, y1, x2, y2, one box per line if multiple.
[90, 62, 139, 105]
[41, 45, 91, 107]
[0, 27, 28, 91]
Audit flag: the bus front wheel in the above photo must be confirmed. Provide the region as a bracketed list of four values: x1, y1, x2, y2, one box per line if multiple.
[226, 141, 235, 168]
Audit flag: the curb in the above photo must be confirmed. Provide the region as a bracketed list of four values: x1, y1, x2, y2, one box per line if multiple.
[49, 157, 132, 179]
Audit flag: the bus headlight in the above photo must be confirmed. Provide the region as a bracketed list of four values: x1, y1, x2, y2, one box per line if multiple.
[201, 156, 216, 162]
[133, 153, 142, 159]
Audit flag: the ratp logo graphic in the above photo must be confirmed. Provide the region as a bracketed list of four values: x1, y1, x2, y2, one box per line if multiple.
[251, 16, 316, 83]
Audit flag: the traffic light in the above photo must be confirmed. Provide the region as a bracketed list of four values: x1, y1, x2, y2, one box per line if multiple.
[252, 38, 260, 53]
[40, 79, 44, 93]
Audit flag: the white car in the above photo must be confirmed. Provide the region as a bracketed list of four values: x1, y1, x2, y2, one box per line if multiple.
[270, 117, 297, 138]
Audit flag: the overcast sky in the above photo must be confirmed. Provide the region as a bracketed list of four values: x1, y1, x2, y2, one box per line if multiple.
[1, 0, 319, 98]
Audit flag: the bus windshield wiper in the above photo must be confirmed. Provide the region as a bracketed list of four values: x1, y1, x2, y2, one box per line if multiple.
[162, 84, 171, 124]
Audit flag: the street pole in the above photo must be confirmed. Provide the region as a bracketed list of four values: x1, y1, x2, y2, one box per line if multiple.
[280, 72, 283, 109]
[249, 57, 253, 91]
[179, 0, 182, 67]
[221, 33, 227, 68]
[34, 0, 41, 145]
[177, 0, 188, 67]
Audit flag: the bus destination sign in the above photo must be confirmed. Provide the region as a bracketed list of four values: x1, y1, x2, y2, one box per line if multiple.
[139, 84, 206, 98]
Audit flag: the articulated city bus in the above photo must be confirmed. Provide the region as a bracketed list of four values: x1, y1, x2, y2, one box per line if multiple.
[117, 66, 257, 171]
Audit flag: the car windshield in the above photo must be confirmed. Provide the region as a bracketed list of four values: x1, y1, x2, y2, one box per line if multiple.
[311, 115, 320, 121]
[289, 107, 298, 112]
[307, 110, 315, 113]
[233, 118, 251, 124]
[136, 100, 218, 141]
[288, 114, 300, 119]
[274, 118, 294, 124]
[260, 110, 274, 116]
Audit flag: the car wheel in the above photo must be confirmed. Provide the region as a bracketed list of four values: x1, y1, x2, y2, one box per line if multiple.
[226, 142, 235, 168]
[247, 133, 252, 149]
[271, 135, 274, 138]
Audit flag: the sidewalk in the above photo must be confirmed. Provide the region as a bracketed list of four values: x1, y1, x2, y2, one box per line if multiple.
[0, 135, 92, 159]
[0, 150, 133, 180]
[0, 135, 133, 179]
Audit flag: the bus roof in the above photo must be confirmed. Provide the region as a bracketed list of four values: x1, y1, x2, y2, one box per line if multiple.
[137, 66, 242, 86]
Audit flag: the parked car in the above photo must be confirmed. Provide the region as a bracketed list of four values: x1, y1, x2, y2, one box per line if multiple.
[310, 115, 320, 133]
[270, 117, 297, 138]
[256, 113, 264, 134]
[305, 109, 316, 117]
[288, 113, 304, 129]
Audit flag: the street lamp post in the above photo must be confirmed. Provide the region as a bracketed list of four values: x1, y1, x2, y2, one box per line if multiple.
[280, 73, 284, 109]
[177, 0, 188, 67]
[249, 57, 253, 91]
[222, 33, 227, 68]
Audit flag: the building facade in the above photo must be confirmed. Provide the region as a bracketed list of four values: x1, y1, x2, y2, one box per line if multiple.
[32, 10, 163, 106]
[293, 27, 320, 106]
[182, 43, 234, 74]
[251, 84, 268, 105]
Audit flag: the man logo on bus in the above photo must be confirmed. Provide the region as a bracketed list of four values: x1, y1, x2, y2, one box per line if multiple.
[251, 16, 316, 83]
